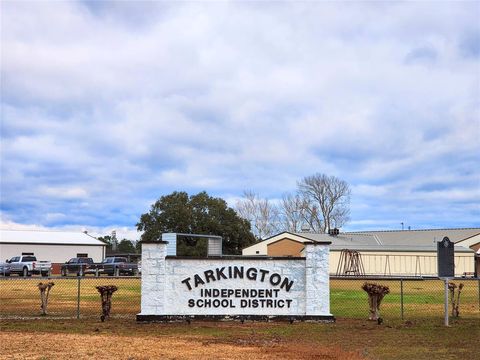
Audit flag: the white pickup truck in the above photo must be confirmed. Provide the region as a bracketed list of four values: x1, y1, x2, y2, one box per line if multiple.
[6, 255, 52, 277]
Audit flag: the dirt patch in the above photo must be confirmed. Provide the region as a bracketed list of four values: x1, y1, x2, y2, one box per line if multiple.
[2, 317, 478, 359]
[0, 331, 364, 360]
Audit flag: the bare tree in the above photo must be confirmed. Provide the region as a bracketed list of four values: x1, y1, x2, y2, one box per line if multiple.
[280, 193, 303, 232]
[235, 191, 279, 240]
[297, 173, 351, 233]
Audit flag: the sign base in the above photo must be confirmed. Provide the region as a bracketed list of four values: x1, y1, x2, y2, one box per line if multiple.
[136, 314, 335, 323]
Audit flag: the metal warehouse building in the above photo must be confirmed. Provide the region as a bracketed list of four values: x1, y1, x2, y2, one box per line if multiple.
[0, 229, 106, 272]
[242, 228, 480, 277]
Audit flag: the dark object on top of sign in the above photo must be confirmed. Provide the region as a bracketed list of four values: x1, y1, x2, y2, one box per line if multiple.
[328, 228, 340, 236]
[437, 237, 454, 278]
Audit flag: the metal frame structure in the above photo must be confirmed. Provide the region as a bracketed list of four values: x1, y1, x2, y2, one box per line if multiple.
[161, 233, 222, 256]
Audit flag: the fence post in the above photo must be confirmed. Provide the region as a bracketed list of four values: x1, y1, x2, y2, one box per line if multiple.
[443, 278, 449, 327]
[77, 277, 81, 319]
[400, 278, 404, 320]
[478, 279, 480, 312]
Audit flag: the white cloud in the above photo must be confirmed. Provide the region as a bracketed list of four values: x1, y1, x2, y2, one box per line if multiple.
[39, 186, 89, 199]
[1, 1, 479, 231]
[0, 214, 141, 241]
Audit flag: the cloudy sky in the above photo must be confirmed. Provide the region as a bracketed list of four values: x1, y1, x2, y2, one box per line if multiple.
[1, 1, 479, 240]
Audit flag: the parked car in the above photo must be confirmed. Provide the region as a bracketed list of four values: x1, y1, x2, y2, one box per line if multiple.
[0, 262, 11, 276]
[61, 257, 96, 276]
[96, 257, 138, 276]
[6, 255, 52, 276]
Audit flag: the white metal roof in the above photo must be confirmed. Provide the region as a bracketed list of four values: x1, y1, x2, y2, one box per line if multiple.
[0, 229, 106, 246]
[243, 228, 480, 255]
[346, 228, 480, 246]
[290, 233, 473, 253]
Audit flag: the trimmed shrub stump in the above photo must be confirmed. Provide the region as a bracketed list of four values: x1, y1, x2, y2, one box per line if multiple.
[96, 285, 118, 322]
[362, 282, 390, 321]
[37, 282, 55, 316]
[448, 282, 464, 317]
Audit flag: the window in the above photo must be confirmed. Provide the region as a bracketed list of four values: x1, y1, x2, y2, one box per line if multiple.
[77, 253, 88, 258]
[114, 258, 126, 263]
[10, 257, 20, 263]
[256, 251, 260, 254]
[23, 256, 36, 262]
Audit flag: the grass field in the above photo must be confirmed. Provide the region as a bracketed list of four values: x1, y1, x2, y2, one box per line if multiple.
[330, 278, 480, 319]
[1, 277, 478, 320]
[1, 277, 478, 359]
[0, 277, 140, 317]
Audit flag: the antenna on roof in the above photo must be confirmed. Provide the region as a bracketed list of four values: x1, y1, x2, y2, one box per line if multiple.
[111, 230, 117, 252]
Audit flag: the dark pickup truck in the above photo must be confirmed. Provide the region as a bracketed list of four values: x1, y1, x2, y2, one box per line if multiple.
[61, 257, 96, 276]
[98, 257, 138, 276]
[61, 256, 138, 276]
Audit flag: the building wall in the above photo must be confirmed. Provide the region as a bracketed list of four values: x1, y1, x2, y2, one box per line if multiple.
[455, 234, 480, 251]
[469, 243, 480, 252]
[331, 250, 474, 277]
[252, 237, 474, 276]
[242, 233, 309, 255]
[267, 239, 304, 257]
[0, 243, 105, 264]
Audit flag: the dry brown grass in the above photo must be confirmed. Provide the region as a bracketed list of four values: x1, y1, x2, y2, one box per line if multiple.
[1, 317, 479, 360]
[0, 330, 364, 360]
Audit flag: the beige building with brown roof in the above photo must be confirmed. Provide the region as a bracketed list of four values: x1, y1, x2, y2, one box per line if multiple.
[242, 228, 480, 277]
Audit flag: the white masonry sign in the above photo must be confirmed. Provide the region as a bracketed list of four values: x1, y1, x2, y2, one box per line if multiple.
[137, 235, 334, 322]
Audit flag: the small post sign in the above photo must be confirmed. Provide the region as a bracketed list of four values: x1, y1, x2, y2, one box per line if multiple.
[437, 236, 454, 327]
[437, 236, 454, 278]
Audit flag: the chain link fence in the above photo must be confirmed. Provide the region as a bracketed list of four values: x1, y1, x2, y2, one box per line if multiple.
[0, 276, 141, 319]
[0, 275, 478, 320]
[330, 276, 480, 320]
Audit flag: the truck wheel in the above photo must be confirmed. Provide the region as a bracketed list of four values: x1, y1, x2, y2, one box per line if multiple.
[41, 271, 48, 277]
[61, 268, 67, 276]
[22, 267, 29, 277]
